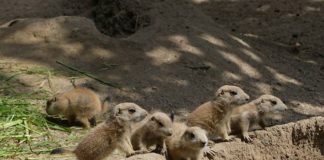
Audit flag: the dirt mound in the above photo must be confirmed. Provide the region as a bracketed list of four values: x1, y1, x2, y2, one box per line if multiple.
[210, 117, 324, 160]
[0, 0, 95, 25]
[122, 117, 324, 160]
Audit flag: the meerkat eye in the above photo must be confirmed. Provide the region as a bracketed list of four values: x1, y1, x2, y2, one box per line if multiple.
[270, 100, 277, 105]
[189, 133, 195, 139]
[158, 121, 164, 127]
[128, 108, 136, 114]
[229, 91, 237, 96]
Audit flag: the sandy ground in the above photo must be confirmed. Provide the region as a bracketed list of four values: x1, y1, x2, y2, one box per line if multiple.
[0, 0, 323, 159]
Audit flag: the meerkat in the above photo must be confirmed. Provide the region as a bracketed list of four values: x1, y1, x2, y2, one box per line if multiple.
[187, 85, 250, 141]
[231, 94, 287, 142]
[46, 87, 109, 128]
[165, 122, 208, 160]
[131, 111, 173, 155]
[50, 102, 148, 160]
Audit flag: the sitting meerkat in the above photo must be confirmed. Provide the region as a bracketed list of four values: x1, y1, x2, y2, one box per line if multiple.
[46, 87, 109, 128]
[165, 122, 208, 160]
[187, 85, 250, 141]
[50, 102, 148, 160]
[131, 112, 173, 155]
[231, 94, 287, 142]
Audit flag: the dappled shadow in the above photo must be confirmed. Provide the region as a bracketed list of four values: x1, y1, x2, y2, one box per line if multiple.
[0, 0, 323, 126]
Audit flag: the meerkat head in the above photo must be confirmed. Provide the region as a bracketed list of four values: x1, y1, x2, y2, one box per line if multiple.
[254, 94, 287, 115]
[112, 103, 148, 124]
[147, 112, 173, 137]
[214, 85, 250, 106]
[46, 96, 67, 115]
[181, 126, 208, 150]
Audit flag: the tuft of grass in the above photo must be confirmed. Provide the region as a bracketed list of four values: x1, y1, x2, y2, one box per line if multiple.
[0, 97, 71, 158]
[19, 67, 56, 76]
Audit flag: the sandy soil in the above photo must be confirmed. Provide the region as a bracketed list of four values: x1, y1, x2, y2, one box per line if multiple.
[0, 0, 323, 159]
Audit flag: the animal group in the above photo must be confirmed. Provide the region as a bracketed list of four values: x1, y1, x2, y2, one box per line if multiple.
[47, 85, 287, 160]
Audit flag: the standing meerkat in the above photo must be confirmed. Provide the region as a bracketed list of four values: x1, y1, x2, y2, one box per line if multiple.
[187, 85, 250, 141]
[46, 87, 109, 128]
[231, 94, 287, 142]
[165, 122, 208, 160]
[131, 112, 173, 155]
[51, 102, 148, 160]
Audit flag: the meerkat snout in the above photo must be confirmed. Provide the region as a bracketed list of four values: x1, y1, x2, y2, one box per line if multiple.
[215, 85, 250, 105]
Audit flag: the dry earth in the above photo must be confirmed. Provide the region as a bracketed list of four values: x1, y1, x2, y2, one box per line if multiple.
[0, 0, 323, 159]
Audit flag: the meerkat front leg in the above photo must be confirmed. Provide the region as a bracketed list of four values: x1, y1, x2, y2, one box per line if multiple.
[219, 125, 232, 141]
[239, 117, 252, 142]
[121, 138, 148, 157]
[76, 116, 91, 129]
[152, 140, 166, 155]
[259, 118, 266, 129]
[119, 138, 136, 157]
[137, 140, 150, 154]
[226, 120, 231, 134]
[202, 146, 217, 160]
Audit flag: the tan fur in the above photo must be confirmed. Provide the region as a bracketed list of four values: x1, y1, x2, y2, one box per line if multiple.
[131, 112, 173, 154]
[166, 122, 208, 160]
[231, 94, 287, 142]
[46, 87, 109, 128]
[53, 103, 148, 160]
[187, 85, 250, 141]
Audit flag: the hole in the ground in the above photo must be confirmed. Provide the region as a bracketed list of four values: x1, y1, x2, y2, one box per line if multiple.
[92, 0, 151, 38]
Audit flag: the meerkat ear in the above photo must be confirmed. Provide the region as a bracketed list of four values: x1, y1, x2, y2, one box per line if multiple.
[215, 90, 224, 97]
[150, 116, 156, 121]
[113, 108, 121, 117]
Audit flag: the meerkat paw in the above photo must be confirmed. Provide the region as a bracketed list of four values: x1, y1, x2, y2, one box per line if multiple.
[207, 140, 216, 146]
[126, 150, 149, 157]
[152, 147, 166, 156]
[242, 134, 253, 143]
[223, 135, 236, 142]
[203, 146, 217, 160]
[126, 152, 137, 158]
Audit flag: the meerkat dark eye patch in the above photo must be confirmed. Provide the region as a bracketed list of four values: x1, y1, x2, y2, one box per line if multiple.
[270, 100, 277, 105]
[229, 91, 237, 96]
[158, 121, 164, 127]
[189, 132, 195, 139]
[128, 108, 136, 114]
